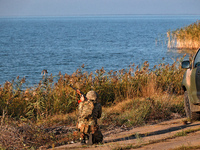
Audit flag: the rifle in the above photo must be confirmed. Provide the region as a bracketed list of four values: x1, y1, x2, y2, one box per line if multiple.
[68, 84, 86, 103]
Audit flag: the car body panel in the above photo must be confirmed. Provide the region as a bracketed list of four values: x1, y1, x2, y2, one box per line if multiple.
[182, 48, 200, 112]
[196, 67, 200, 100]
[182, 68, 199, 104]
[190, 67, 200, 104]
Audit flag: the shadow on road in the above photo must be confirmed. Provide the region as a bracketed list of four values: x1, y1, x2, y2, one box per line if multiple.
[104, 123, 200, 143]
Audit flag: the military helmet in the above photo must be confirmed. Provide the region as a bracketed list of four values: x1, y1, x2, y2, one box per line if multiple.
[86, 90, 98, 101]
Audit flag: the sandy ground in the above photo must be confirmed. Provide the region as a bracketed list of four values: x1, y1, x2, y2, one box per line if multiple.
[50, 118, 200, 150]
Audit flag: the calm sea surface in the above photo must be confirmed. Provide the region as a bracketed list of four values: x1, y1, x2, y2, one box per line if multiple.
[0, 15, 200, 86]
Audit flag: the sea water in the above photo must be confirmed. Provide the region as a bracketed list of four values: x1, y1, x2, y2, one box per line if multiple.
[0, 15, 199, 86]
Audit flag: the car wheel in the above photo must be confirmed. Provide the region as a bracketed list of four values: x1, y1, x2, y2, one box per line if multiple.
[184, 91, 192, 120]
[184, 91, 200, 121]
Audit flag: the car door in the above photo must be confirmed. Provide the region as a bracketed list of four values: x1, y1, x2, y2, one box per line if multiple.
[190, 49, 200, 104]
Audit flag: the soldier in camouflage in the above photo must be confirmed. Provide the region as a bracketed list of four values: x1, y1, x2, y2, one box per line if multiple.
[77, 90, 103, 145]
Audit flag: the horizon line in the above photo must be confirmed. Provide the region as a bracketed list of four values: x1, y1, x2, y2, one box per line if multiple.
[0, 13, 200, 18]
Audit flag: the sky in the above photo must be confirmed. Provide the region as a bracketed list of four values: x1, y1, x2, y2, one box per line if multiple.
[0, 0, 200, 17]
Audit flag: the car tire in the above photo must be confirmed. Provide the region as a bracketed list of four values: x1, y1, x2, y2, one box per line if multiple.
[184, 91, 192, 120]
[184, 91, 200, 121]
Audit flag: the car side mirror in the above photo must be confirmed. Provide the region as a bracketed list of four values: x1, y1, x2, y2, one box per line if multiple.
[181, 60, 190, 69]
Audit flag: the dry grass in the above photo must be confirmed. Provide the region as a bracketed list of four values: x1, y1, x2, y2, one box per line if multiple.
[0, 125, 24, 149]
[0, 59, 186, 149]
[0, 59, 185, 121]
[167, 20, 200, 49]
[101, 93, 184, 128]
[0, 93, 185, 149]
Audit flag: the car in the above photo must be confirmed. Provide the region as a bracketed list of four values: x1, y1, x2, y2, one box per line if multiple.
[181, 48, 200, 121]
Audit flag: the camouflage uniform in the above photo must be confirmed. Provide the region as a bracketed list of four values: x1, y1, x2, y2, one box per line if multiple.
[77, 90, 103, 144]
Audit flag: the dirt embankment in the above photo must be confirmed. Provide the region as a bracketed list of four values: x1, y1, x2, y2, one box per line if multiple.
[50, 118, 200, 150]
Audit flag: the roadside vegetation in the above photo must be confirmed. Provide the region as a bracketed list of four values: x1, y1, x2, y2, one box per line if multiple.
[167, 20, 200, 49]
[0, 57, 187, 149]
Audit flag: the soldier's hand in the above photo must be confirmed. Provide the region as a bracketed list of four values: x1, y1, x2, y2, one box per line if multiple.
[80, 95, 85, 102]
[76, 89, 81, 95]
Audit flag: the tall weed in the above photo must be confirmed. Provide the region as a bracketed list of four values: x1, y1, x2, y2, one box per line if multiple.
[0, 59, 185, 121]
[167, 20, 200, 49]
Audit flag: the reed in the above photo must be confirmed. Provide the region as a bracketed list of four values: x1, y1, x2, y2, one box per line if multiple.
[0, 58, 185, 149]
[0, 58, 187, 149]
[167, 20, 200, 49]
[0, 58, 185, 122]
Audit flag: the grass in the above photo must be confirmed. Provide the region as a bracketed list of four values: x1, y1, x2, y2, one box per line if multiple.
[101, 94, 184, 128]
[0, 58, 187, 149]
[167, 20, 200, 49]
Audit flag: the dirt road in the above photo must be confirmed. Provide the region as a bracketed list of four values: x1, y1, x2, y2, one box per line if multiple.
[51, 118, 200, 150]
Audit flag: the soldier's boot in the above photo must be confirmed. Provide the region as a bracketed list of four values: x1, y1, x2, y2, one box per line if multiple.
[80, 133, 86, 145]
[87, 134, 93, 145]
[80, 138, 86, 145]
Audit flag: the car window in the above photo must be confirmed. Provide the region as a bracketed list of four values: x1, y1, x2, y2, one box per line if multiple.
[194, 50, 200, 68]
